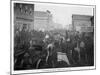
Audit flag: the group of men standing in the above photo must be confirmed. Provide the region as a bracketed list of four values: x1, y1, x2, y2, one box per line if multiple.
[14, 24, 94, 70]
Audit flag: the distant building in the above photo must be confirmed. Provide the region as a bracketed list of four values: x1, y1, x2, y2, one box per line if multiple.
[14, 3, 34, 31]
[50, 29, 66, 36]
[72, 14, 94, 32]
[14, 3, 54, 31]
[90, 16, 94, 26]
[53, 23, 63, 29]
[34, 10, 54, 31]
[66, 24, 73, 31]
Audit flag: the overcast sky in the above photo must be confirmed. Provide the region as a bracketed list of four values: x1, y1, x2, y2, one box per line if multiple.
[34, 3, 94, 28]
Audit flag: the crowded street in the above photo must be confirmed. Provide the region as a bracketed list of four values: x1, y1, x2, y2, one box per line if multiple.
[14, 25, 94, 70]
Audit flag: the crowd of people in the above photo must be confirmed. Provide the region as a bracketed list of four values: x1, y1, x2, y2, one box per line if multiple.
[14, 24, 94, 70]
